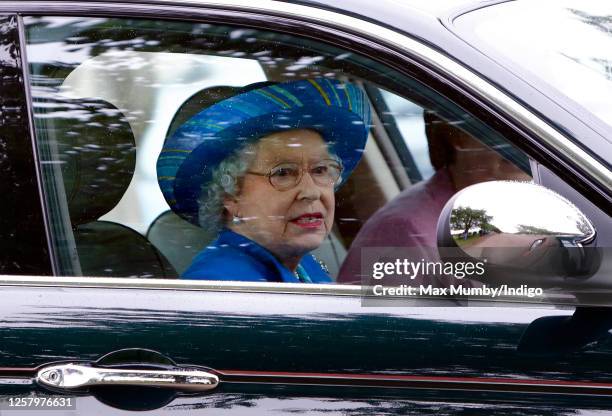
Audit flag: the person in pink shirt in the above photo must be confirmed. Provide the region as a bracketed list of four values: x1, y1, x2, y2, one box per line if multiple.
[337, 111, 531, 284]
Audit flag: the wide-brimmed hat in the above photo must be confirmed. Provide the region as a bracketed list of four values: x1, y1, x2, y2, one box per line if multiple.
[158, 78, 371, 225]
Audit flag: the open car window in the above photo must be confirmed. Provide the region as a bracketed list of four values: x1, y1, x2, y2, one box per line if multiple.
[24, 16, 531, 283]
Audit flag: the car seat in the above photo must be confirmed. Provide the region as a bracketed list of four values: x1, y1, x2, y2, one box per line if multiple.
[40, 96, 176, 278]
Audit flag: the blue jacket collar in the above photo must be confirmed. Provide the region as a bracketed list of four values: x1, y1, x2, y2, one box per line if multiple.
[216, 228, 329, 283]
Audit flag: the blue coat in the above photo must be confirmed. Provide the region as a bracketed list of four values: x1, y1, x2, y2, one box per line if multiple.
[182, 229, 332, 283]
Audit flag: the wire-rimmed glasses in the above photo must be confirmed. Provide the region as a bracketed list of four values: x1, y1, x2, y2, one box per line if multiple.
[247, 158, 344, 191]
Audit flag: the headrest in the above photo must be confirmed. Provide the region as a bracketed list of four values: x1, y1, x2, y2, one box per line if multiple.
[37, 97, 136, 225]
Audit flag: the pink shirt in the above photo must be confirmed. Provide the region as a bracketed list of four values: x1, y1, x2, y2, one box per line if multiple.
[337, 169, 455, 284]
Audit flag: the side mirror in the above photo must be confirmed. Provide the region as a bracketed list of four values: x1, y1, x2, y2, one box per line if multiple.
[437, 181, 600, 286]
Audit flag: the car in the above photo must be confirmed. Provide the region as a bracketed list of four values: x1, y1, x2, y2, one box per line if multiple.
[0, 0, 611, 414]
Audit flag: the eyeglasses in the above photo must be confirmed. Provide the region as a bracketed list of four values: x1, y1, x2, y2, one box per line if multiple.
[247, 159, 344, 191]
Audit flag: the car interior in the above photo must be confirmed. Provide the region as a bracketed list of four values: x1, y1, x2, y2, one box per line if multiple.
[25, 16, 532, 281]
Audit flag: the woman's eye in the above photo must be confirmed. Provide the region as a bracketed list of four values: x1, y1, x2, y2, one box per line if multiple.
[271, 166, 298, 178]
[314, 161, 341, 176]
[311, 165, 328, 175]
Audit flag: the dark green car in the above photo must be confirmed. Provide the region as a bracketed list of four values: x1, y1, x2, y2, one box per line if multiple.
[1, 0, 612, 413]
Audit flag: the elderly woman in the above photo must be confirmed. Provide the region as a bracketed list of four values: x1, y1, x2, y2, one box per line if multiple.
[157, 78, 370, 283]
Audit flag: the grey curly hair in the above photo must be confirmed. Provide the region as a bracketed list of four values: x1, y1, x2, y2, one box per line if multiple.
[198, 142, 257, 233]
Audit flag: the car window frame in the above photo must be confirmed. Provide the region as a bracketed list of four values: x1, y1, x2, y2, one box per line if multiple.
[1, 0, 610, 300]
[0, 13, 53, 276]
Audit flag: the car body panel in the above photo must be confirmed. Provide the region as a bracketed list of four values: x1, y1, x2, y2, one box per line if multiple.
[3, 283, 612, 412]
[4, 285, 612, 403]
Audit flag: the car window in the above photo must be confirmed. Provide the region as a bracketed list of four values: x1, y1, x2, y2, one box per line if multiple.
[24, 16, 531, 283]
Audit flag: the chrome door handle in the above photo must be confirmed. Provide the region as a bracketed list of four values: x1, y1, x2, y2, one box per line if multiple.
[37, 363, 219, 391]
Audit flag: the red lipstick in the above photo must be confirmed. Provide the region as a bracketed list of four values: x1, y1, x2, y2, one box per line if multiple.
[290, 212, 324, 229]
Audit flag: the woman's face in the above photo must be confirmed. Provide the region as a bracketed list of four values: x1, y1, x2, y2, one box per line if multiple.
[225, 129, 335, 267]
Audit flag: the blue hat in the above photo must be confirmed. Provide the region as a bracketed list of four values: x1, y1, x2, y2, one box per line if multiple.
[158, 78, 371, 225]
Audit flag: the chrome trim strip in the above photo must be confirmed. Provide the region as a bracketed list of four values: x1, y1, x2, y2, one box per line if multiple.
[0, 275, 363, 295]
[0, 275, 578, 307]
[2, 0, 610, 191]
[0, 378, 34, 385]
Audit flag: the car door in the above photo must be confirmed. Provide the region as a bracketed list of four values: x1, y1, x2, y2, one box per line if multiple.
[1, 1, 612, 415]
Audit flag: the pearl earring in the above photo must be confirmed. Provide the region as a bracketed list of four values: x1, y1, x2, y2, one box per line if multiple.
[232, 215, 242, 225]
